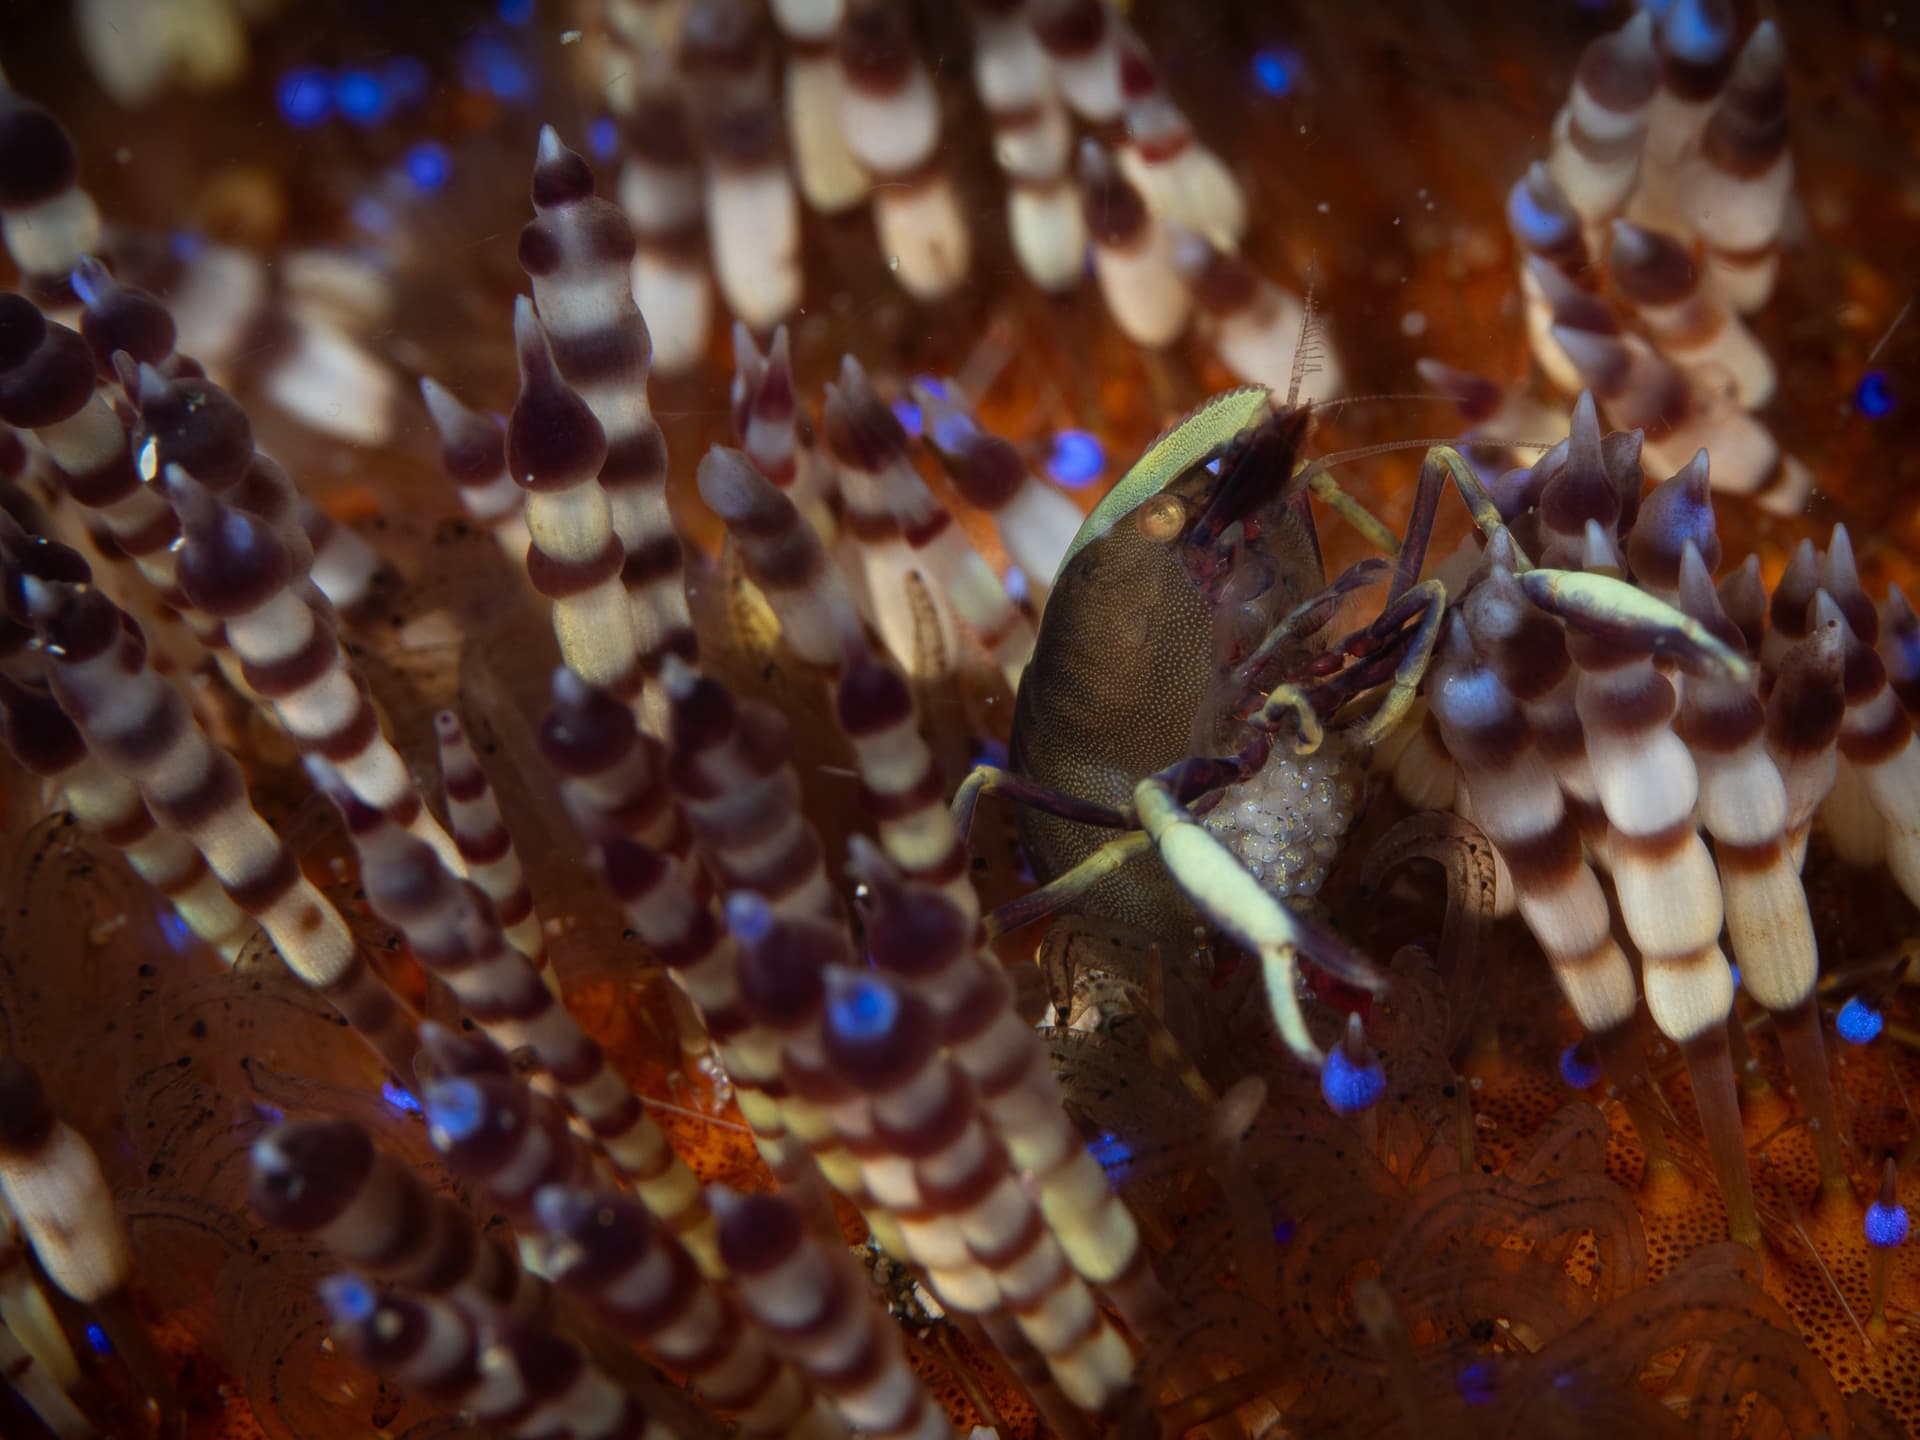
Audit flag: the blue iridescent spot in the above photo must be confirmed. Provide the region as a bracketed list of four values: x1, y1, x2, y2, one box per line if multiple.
[725, 892, 775, 946]
[1837, 996, 1884, 1045]
[891, 397, 923, 439]
[333, 69, 390, 126]
[460, 36, 533, 102]
[276, 67, 333, 128]
[1046, 429, 1104, 489]
[426, 1079, 485, 1142]
[1865, 1200, 1909, 1249]
[170, 230, 206, 263]
[1252, 48, 1303, 99]
[85, 1323, 112, 1355]
[589, 116, 619, 161]
[404, 141, 452, 193]
[1728, 962, 1741, 990]
[321, 1274, 379, 1324]
[1558, 1041, 1602, 1091]
[831, 978, 897, 1040]
[382, 1079, 422, 1115]
[1271, 1214, 1296, 1245]
[970, 737, 1009, 772]
[159, 909, 194, 955]
[1456, 1361, 1496, 1406]
[498, 0, 536, 23]
[1320, 1046, 1385, 1114]
[1004, 565, 1030, 607]
[1857, 371, 1894, 419]
[1089, 1130, 1136, 1185]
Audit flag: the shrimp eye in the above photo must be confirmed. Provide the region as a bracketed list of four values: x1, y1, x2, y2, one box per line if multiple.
[1134, 494, 1187, 543]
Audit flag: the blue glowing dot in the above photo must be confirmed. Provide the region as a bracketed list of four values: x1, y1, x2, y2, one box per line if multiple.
[276, 67, 333, 128]
[1728, 962, 1741, 990]
[1088, 1131, 1136, 1185]
[1865, 1200, 1910, 1249]
[1320, 1045, 1386, 1115]
[382, 1079, 422, 1115]
[1252, 48, 1303, 99]
[589, 115, 619, 161]
[498, 0, 536, 23]
[725, 891, 775, 945]
[1558, 1041, 1603, 1091]
[460, 36, 533, 103]
[404, 141, 452, 193]
[831, 978, 898, 1040]
[253, 1102, 284, 1124]
[159, 908, 194, 956]
[1004, 565, 1030, 607]
[1271, 1215, 1296, 1245]
[84, 1323, 112, 1355]
[321, 1274, 379, 1324]
[383, 55, 429, 108]
[1857, 371, 1894, 419]
[333, 69, 391, 126]
[891, 398, 923, 439]
[169, 230, 206, 264]
[1456, 1361, 1496, 1407]
[1046, 429, 1105, 489]
[426, 1079, 485, 1141]
[1837, 996, 1884, 1045]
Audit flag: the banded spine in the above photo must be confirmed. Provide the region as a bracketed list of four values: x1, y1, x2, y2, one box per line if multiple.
[22, 579, 419, 1078]
[536, 1187, 843, 1438]
[248, 1118, 543, 1318]
[434, 709, 553, 988]
[522, 129, 695, 690]
[419, 377, 533, 573]
[1077, 140, 1190, 351]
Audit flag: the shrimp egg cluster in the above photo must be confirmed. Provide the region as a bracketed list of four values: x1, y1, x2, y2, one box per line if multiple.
[1202, 737, 1361, 899]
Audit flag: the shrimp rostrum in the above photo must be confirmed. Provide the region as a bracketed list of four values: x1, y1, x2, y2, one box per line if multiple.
[958, 386, 1743, 1069]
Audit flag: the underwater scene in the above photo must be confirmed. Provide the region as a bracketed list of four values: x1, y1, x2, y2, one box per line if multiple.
[2, 0, 1920, 1435]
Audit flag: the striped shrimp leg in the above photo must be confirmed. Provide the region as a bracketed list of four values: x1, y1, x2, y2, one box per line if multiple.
[506, 298, 646, 704]
[0, 671, 250, 959]
[248, 1119, 544, 1318]
[419, 378, 532, 575]
[851, 841, 1162, 1333]
[716, 1190, 955, 1440]
[821, 969, 1134, 1418]
[1566, 523, 1756, 1243]
[521, 129, 694, 691]
[1427, 617, 1652, 1135]
[1672, 547, 1846, 1192]
[434, 710, 553, 989]
[337, 801, 717, 1271]
[537, 1188, 845, 1438]
[662, 656, 837, 922]
[419, 1024, 598, 1229]
[22, 580, 419, 1077]
[318, 1277, 677, 1440]
[696, 447, 862, 670]
[163, 467, 462, 872]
